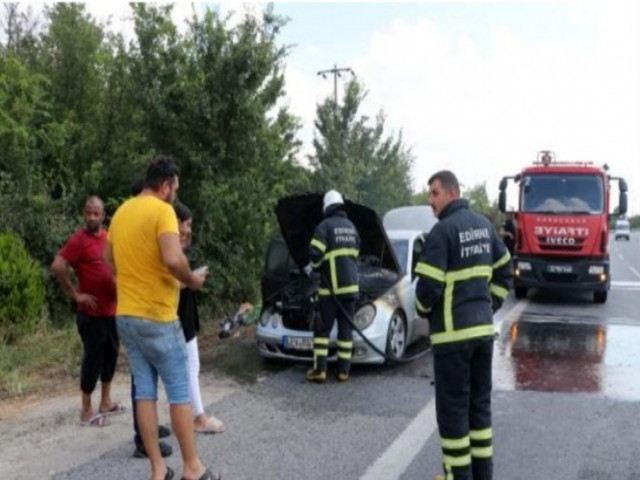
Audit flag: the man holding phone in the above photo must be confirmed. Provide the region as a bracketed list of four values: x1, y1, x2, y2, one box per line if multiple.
[106, 156, 217, 480]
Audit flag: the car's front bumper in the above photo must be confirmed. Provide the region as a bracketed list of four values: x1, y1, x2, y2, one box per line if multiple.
[255, 324, 387, 365]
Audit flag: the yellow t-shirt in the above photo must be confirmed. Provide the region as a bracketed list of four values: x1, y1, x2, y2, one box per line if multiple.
[108, 195, 180, 321]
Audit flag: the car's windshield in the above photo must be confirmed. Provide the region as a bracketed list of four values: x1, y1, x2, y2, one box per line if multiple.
[616, 222, 630, 232]
[390, 238, 409, 275]
[521, 174, 604, 214]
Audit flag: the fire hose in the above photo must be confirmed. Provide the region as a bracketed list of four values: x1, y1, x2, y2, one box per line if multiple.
[321, 274, 432, 365]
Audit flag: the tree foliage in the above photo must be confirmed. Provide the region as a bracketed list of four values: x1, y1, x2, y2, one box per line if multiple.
[0, 3, 417, 339]
[0, 3, 309, 327]
[309, 78, 413, 215]
[463, 182, 503, 226]
[0, 232, 46, 343]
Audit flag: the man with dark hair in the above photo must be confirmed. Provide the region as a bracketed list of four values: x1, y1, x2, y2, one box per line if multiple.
[127, 174, 174, 459]
[414, 170, 513, 480]
[130, 176, 145, 197]
[106, 156, 217, 480]
[143, 155, 181, 194]
[52, 196, 124, 427]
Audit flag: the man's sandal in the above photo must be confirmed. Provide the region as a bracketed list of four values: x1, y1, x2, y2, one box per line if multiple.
[99, 402, 127, 416]
[181, 469, 221, 480]
[80, 413, 107, 427]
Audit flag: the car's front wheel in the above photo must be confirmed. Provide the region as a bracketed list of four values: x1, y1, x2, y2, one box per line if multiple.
[386, 310, 407, 361]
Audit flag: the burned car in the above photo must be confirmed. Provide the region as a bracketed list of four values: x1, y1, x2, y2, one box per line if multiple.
[255, 194, 431, 364]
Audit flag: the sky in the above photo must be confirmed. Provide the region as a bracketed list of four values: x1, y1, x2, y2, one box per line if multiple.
[83, 1, 640, 214]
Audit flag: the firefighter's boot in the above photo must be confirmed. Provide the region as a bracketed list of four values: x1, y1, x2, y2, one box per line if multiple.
[307, 336, 329, 383]
[306, 369, 327, 383]
[336, 339, 353, 382]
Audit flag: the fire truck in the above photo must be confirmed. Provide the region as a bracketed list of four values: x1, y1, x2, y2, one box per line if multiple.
[498, 151, 628, 304]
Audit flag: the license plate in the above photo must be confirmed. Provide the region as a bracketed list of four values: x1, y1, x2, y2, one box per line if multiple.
[548, 265, 572, 273]
[283, 336, 313, 351]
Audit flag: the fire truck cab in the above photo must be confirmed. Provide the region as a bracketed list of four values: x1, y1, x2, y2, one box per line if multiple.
[499, 151, 628, 304]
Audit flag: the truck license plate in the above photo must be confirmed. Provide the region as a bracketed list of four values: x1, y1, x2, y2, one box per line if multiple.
[283, 336, 313, 351]
[548, 265, 572, 273]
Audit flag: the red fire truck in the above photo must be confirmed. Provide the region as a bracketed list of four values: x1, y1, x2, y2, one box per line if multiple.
[498, 151, 628, 304]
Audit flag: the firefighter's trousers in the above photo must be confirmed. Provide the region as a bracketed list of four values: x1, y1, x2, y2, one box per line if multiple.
[433, 337, 493, 480]
[312, 296, 356, 374]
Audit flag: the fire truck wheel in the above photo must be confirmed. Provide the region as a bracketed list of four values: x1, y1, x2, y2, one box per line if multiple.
[514, 287, 528, 299]
[593, 291, 607, 304]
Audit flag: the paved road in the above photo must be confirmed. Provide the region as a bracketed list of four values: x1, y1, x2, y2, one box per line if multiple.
[53, 233, 640, 480]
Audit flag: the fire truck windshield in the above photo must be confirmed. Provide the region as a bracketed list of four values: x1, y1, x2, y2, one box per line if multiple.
[521, 174, 604, 214]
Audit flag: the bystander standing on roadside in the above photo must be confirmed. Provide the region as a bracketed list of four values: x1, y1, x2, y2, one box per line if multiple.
[105, 156, 218, 480]
[51, 196, 125, 427]
[174, 202, 225, 434]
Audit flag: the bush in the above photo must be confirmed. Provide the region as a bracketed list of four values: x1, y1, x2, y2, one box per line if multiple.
[0, 231, 46, 343]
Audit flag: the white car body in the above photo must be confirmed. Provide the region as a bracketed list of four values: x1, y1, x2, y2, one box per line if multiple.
[615, 219, 630, 241]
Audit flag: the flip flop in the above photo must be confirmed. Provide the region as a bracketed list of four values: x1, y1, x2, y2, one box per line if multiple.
[194, 417, 225, 434]
[80, 413, 107, 427]
[99, 402, 127, 415]
[165, 467, 175, 480]
[181, 469, 220, 480]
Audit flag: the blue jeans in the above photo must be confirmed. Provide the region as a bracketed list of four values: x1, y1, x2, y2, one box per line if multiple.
[117, 316, 189, 405]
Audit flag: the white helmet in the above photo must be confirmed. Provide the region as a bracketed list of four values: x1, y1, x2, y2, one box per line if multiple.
[323, 190, 344, 213]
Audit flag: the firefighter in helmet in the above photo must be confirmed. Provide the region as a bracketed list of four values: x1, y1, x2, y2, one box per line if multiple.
[305, 190, 360, 383]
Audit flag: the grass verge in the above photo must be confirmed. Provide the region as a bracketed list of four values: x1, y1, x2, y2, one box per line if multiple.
[0, 325, 81, 399]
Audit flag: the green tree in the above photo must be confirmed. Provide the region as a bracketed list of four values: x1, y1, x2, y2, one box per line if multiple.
[125, 4, 306, 301]
[0, 231, 46, 343]
[412, 186, 430, 206]
[309, 78, 413, 215]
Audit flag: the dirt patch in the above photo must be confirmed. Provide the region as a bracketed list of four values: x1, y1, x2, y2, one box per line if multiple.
[0, 322, 272, 480]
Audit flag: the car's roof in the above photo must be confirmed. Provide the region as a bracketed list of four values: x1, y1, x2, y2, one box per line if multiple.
[383, 205, 437, 233]
[386, 229, 425, 240]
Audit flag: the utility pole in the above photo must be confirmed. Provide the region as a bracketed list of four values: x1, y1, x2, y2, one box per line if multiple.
[317, 64, 355, 109]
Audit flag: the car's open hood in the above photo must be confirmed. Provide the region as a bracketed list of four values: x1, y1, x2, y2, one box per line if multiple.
[274, 193, 402, 275]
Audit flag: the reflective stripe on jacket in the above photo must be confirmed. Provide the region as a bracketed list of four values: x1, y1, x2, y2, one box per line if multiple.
[309, 209, 360, 297]
[414, 199, 513, 347]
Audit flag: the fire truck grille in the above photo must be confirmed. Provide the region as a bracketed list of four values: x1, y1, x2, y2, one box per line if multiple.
[539, 245, 582, 252]
[542, 272, 578, 283]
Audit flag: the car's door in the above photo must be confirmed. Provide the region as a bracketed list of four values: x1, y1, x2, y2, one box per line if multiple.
[403, 234, 426, 339]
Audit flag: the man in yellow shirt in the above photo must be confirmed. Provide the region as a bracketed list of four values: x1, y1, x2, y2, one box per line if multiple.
[106, 156, 216, 480]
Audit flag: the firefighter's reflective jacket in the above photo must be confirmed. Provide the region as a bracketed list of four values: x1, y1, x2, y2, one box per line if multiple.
[309, 208, 360, 298]
[414, 199, 513, 348]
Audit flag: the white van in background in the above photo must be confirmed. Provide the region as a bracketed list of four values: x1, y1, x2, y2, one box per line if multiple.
[615, 218, 631, 241]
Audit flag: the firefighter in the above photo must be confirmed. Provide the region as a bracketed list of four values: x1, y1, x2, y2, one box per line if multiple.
[414, 171, 513, 480]
[305, 190, 360, 383]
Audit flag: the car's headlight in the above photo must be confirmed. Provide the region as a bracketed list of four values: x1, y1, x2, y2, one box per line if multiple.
[517, 261, 532, 271]
[259, 309, 271, 327]
[352, 304, 376, 330]
[589, 265, 605, 275]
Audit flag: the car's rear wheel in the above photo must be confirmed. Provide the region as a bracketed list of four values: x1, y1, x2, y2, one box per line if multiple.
[386, 311, 407, 361]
